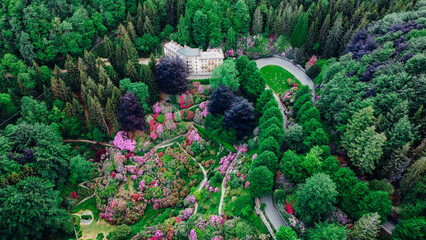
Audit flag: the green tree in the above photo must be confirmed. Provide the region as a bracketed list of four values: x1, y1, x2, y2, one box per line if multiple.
[308, 223, 348, 240]
[251, 150, 278, 173]
[393, 217, 426, 240]
[256, 89, 274, 113]
[141, 65, 159, 104]
[252, 7, 263, 35]
[64, 55, 81, 92]
[289, 13, 309, 48]
[303, 128, 329, 150]
[69, 155, 94, 184]
[280, 150, 305, 183]
[283, 124, 305, 153]
[19, 32, 36, 63]
[294, 173, 337, 226]
[210, 58, 240, 91]
[360, 191, 392, 222]
[324, 14, 343, 58]
[240, 61, 265, 100]
[259, 136, 280, 156]
[400, 156, 426, 193]
[348, 213, 381, 240]
[233, 0, 251, 33]
[276, 226, 299, 240]
[0, 177, 68, 239]
[177, 16, 191, 46]
[107, 224, 132, 240]
[120, 78, 149, 111]
[193, 10, 208, 48]
[248, 166, 274, 197]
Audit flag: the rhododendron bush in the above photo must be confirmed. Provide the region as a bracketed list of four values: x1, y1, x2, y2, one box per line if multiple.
[94, 143, 201, 225]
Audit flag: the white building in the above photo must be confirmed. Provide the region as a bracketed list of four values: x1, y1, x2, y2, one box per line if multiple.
[163, 41, 224, 78]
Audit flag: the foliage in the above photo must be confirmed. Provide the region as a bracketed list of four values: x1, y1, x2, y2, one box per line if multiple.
[156, 57, 189, 94]
[69, 155, 94, 184]
[248, 166, 274, 198]
[223, 97, 255, 139]
[307, 223, 348, 240]
[207, 85, 235, 115]
[294, 173, 337, 226]
[392, 217, 426, 240]
[119, 92, 146, 131]
[0, 177, 68, 239]
[107, 224, 132, 240]
[348, 213, 381, 240]
[276, 226, 298, 240]
[210, 59, 240, 91]
[251, 151, 278, 173]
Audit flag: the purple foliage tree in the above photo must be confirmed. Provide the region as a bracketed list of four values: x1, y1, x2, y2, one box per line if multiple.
[118, 92, 146, 131]
[346, 29, 377, 60]
[156, 57, 190, 94]
[223, 97, 255, 139]
[207, 85, 235, 115]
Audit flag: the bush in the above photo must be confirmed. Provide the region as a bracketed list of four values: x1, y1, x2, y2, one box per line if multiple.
[286, 78, 296, 87]
[231, 177, 241, 189]
[274, 189, 286, 203]
[156, 114, 165, 123]
[106, 224, 131, 240]
[306, 63, 322, 79]
[210, 172, 223, 187]
[369, 179, 394, 195]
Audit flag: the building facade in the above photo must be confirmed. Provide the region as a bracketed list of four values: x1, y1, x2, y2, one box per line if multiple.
[163, 41, 224, 78]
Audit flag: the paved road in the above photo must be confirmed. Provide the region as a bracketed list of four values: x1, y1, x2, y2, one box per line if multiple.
[255, 57, 315, 232]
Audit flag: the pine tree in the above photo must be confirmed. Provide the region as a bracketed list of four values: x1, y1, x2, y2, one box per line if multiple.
[84, 50, 99, 83]
[51, 67, 69, 102]
[144, 0, 160, 35]
[126, 60, 139, 82]
[102, 36, 114, 59]
[177, 16, 190, 45]
[177, 0, 186, 21]
[105, 97, 120, 131]
[126, 22, 138, 43]
[87, 95, 109, 134]
[400, 156, 426, 193]
[382, 143, 411, 182]
[289, 12, 309, 48]
[349, 213, 381, 240]
[136, 16, 144, 36]
[142, 65, 160, 104]
[122, 33, 139, 64]
[305, 17, 320, 54]
[193, 10, 208, 48]
[166, 0, 178, 26]
[319, 14, 331, 51]
[265, 6, 275, 33]
[208, 9, 222, 48]
[252, 7, 263, 35]
[148, 53, 157, 77]
[324, 13, 343, 58]
[143, 16, 156, 36]
[65, 55, 81, 92]
[233, 0, 251, 34]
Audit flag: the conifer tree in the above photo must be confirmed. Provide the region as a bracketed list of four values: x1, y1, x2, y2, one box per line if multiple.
[102, 36, 114, 59]
[143, 16, 156, 36]
[289, 12, 309, 48]
[252, 7, 263, 35]
[87, 96, 109, 134]
[177, 16, 190, 46]
[177, 0, 186, 21]
[51, 67, 69, 102]
[348, 213, 381, 240]
[319, 14, 331, 50]
[148, 53, 157, 77]
[382, 143, 411, 182]
[126, 60, 139, 82]
[324, 13, 343, 58]
[193, 10, 208, 48]
[141, 65, 159, 104]
[126, 22, 138, 43]
[233, 0, 251, 34]
[121, 33, 138, 64]
[136, 16, 144, 36]
[65, 55, 81, 92]
[166, 0, 178, 26]
[84, 51, 98, 83]
[400, 156, 426, 193]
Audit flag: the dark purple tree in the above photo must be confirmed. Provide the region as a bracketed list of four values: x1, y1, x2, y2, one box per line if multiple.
[224, 97, 255, 139]
[346, 29, 377, 60]
[156, 57, 190, 94]
[118, 92, 146, 131]
[23, 149, 34, 162]
[208, 85, 235, 115]
[359, 62, 384, 82]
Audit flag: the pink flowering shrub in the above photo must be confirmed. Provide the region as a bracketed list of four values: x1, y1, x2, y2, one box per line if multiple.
[153, 102, 161, 114]
[252, 153, 258, 160]
[209, 215, 223, 226]
[306, 55, 317, 69]
[245, 181, 250, 189]
[113, 131, 136, 152]
[183, 208, 193, 220]
[189, 229, 197, 240]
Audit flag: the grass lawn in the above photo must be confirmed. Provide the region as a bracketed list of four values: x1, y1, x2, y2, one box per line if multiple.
[260, 65, 302, 94]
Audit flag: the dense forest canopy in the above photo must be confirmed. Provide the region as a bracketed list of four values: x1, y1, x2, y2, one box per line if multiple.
[0, 0, 425, 239]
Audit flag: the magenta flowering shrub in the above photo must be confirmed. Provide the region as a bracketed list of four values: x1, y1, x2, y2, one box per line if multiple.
[225, 35, 289, 59]
[209, 215, 223, 226]
[218, 152, 237, 175]
[113, 131, 136, 152]
[189, 229, 197, 240]
[153, 102, 161, 114]
[183, 208, 193, 220]
[184, 195, 197, 206]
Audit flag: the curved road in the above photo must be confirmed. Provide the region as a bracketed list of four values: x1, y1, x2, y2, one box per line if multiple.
[255, 57, 315, 232]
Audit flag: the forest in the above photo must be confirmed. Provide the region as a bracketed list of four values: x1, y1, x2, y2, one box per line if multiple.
[0, 0, 425, 240]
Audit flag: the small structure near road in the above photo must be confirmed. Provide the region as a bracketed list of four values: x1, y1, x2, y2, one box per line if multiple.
[163, 41, 224, 79]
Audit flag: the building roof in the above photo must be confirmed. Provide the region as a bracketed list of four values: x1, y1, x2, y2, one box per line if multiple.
[177, 47, 200, 57]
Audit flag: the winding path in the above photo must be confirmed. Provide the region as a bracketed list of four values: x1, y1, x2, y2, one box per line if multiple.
[177, 142, 208, 215]
[218, 152, 239, 215]
[255, 57, 315, 232]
